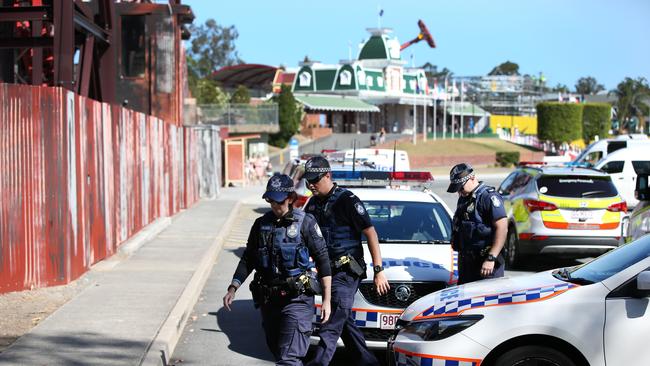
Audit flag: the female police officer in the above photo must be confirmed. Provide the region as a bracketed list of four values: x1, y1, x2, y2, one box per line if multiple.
[223, 174, 332, 366]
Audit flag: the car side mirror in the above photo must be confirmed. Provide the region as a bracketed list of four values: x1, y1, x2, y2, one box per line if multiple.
[638, 271, 650, 291]
[635, 174, 650, 201]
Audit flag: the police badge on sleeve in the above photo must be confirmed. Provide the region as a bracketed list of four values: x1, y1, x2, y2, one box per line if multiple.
[491, 195, 502, 207]
[354, 202, 366, 215]
[314, 224, 323, 238]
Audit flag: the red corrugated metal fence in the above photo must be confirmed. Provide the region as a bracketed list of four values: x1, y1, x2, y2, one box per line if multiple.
[0, 83, 215, 293]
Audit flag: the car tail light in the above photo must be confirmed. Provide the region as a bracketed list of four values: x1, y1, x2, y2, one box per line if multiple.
[532, 235, 549, 241]
[523, 199, 558, 212]
[607, 201, 627, 213]
[519, 233, 534, 240]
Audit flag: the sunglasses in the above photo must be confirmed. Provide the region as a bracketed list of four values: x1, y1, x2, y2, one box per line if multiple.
[265, 197, 287, 204]
[306, 174, 325, 185]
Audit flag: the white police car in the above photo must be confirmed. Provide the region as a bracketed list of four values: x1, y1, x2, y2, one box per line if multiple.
[390, 234, 650, 366]
[311, 171, 458, 349]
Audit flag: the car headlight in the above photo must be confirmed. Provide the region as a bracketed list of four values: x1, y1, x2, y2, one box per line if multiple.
[400, 315, 483, 341]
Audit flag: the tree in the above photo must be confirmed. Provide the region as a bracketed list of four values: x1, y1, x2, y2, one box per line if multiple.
[488, 61, 520, 76]
[230, 85, 251, 104]
[582, 103, 611, 143]
[552, 83, 570, 93]
[610, 77, 650, 133]
[575, 76, 605, 95]
[537, 102, 583, 149]
[195, 79, 229, 106]
[186, 19, 243, 99]
[269, 85, 301, 148]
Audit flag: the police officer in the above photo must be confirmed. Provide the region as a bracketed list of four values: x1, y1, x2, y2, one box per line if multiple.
[223, 174, 332, 366]
[448, 163, 507, 285]
[302, 156, 390, 366]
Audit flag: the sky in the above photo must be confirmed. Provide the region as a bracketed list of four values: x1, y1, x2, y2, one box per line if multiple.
[182, 0, 650, 90]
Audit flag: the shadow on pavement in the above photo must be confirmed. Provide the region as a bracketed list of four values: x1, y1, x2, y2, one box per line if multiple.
[214, 300, 274, 362]
[0, 332, 146, 366]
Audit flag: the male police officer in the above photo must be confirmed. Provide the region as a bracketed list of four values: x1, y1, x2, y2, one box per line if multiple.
[448, 163, 507, 285]
[223, 174, 332, 365]
[302, 156, 390, 366]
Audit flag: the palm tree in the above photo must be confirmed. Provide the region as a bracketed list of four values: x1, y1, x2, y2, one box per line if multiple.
[610, 77, 650, 133]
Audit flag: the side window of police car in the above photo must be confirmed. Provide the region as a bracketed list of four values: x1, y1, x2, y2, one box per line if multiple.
[601, 161, 625, 174]
[498, 172, 519, 197]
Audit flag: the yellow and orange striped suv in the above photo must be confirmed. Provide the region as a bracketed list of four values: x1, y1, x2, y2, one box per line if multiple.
[497, 165, 627, 268]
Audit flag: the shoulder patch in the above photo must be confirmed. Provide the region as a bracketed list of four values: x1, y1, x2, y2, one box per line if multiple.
[354, 202, 366, 215]
[491, 195, 502, 208]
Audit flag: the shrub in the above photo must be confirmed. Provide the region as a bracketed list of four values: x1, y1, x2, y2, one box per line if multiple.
[536, 102, 582, 148]
[582, 103, 611, 143]
[496, 151, 520, 167]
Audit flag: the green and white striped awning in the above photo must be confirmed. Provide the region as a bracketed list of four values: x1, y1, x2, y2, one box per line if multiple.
[446, 102, 488, 116]
[295, 94, 380, 113]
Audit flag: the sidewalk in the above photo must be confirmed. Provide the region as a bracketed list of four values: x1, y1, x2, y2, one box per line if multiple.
[0, 185, 265, 366]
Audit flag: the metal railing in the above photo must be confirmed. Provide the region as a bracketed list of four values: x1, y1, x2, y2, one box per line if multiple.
[198, 103, 279, 126]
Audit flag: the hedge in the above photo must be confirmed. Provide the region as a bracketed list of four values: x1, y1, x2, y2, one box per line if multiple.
[582, 103, 611, 143]
[496, 151, 520, 167]
[536, 102, 583, 147]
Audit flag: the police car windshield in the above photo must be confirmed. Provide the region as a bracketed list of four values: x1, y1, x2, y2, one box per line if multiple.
[536, 175, 618, 198]
[362, 201, 451, 243]
[567, 235, 650, 283]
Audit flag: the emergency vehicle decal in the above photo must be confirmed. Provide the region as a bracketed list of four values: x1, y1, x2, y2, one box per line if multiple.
[313, 304, 401, 327]
[394, 346, 481, 366]
[416, 283, 578, 320]
[449, 251, 458, 285]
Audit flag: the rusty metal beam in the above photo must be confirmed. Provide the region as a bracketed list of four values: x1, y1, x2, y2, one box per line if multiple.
[32, 19, 43, 85]
[53, 0, 74, 89]
[74, 9, 110, 43]
[78, 35, 94, 96]
[0, 37, 53, 48]
[0, 6, 50, 22]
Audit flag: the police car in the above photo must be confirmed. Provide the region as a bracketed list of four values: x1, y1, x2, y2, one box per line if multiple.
[311, 171, 458, 349]
[499, 164, 627, 268]
[389, 234, 650, 366]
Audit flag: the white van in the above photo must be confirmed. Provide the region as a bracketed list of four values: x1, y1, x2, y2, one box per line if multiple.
[595, 146, 650, 208]
[329, 148, 411, 171]
[572, 136, 650, 167]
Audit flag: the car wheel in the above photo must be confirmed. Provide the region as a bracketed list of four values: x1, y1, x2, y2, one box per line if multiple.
[505, 229, 521, 269]
[494, 345, 576, 366]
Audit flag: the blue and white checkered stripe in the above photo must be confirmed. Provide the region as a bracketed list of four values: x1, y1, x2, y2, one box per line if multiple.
[421, 283, 578, 317]
[395, 351, 478, 366]
[451, 251, 459, 283]
[312, 306, 381, 328]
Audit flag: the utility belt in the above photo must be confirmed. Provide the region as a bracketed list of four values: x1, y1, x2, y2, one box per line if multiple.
[460, 245, 503, 269]
[250, 271, 321, 308]
[331, 254, 365, 277]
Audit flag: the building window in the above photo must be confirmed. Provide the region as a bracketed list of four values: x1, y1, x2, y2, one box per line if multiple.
[357, 70, 366, 85]
[299, 72, 312, 87]
[377, 77, 384, 88]
[121, 15, 146, 78]
[410, 79, 417, 92]
[366, 75, 374, 87]
[340, 70, 352, 85]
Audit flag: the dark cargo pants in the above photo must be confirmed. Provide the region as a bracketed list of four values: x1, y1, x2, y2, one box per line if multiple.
[261, 293, 315, 365]
[307, 271, 379, 366]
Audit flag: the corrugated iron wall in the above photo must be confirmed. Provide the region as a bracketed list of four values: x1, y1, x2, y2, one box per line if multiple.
[0, 83, 220, 294]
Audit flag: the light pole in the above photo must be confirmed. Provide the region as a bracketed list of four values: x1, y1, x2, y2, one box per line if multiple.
[443, 74, 448, 140]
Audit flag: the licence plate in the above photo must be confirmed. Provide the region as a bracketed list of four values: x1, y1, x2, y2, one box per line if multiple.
[379, 313, 400, 329]
[570, 210, 593, 220]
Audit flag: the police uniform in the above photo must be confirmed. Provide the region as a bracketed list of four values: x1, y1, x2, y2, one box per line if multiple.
[230, 175, 331, 366]
[302, 157, 379, 366]
[448, 164, 507, 285]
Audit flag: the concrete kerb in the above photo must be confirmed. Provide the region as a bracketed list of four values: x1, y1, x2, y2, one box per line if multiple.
[140, 200, 243, 366]
[91, 217, 172, 272]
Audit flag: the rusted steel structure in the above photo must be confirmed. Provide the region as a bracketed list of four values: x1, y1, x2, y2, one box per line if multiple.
[0, 82, 220, 294]
[0, 0, 193, 124]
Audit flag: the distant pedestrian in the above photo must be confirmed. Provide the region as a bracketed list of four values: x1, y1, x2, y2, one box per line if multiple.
[379, 128, 386, 144]
[223, 174, 332, 365]
[448, 163, 507, 285]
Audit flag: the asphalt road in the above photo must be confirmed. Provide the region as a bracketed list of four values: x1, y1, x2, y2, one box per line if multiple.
[170, 174, 579, 365]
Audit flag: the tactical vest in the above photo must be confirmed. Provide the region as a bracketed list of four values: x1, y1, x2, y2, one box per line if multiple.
[453, 184, 495, 252]
[306, 187, 362, 260]
[257, 209, 312, 280]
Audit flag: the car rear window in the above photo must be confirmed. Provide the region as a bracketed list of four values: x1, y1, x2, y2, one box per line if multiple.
[536, 175, 618, 198]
